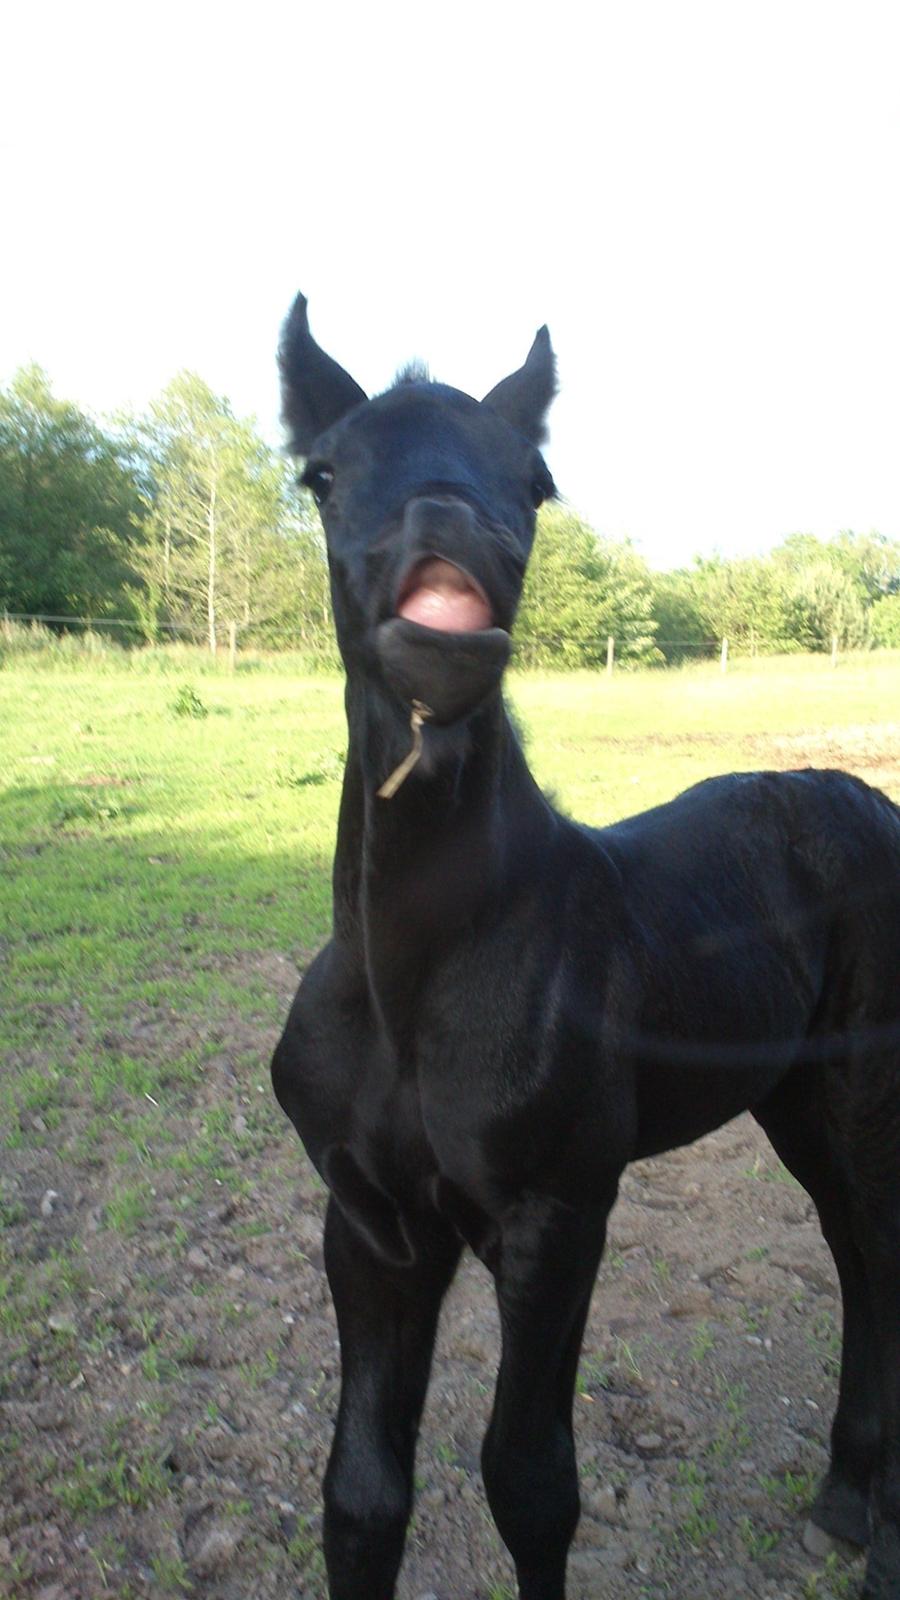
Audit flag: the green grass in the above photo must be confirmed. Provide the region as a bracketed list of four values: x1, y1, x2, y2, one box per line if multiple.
[2, 648, 897, 1184]
[2, 649, 897, 1136]
[1, 647, 898, 1567]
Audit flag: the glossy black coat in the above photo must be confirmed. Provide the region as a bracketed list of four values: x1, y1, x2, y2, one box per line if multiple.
[272, 296, 900, 1599]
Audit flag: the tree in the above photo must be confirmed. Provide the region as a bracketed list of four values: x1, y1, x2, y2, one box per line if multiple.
[136, 375, 332, 653]
[771, 536, 870, 650]
[0, 365, 144, 619]
[515, 505, 660, 667]
[830, 529, 900, 606]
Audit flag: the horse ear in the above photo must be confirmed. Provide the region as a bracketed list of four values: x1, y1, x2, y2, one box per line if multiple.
[279, 294, 368, 455]
[482, 326, 557, 445]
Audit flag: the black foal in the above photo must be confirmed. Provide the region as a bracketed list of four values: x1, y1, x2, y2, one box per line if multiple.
[271, 294, 900, 1599]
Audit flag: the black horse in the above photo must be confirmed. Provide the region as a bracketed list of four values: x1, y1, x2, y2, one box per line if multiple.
[271, 294, 900, 1600]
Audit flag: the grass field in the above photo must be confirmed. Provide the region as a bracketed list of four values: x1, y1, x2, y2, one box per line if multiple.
[1, 650, 899, 1598]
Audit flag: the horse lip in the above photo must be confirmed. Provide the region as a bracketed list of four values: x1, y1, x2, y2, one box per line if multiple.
[394, 554, 492, 618]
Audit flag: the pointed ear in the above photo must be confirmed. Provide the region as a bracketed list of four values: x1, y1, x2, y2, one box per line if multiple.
[482, 326, 557, 445]
[279, 294, 368, 455]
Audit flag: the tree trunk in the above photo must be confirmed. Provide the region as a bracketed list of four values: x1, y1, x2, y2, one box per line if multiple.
[207, 474, 217, 655]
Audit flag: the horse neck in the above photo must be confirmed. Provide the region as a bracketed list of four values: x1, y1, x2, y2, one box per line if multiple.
[331, 673, 552, 958]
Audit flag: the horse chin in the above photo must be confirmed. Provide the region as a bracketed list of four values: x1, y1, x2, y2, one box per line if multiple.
[374, 617, 511, 725]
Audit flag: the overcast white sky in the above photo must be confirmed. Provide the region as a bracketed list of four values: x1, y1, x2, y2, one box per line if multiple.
[2, 1, 898, 568]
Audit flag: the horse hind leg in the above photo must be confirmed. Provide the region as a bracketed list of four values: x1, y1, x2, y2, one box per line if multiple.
[845, 1120, 900, 1599]
[753, 1067, 876, 1554]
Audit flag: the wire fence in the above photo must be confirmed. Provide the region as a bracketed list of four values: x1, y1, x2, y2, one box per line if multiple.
[0, 611, 878, 673]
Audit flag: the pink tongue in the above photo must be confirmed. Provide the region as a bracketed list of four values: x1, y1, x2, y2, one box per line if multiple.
[398, 558, 492, 633]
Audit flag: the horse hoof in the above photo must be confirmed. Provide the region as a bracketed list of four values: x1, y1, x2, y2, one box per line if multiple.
[803, 1519, 861, 1562]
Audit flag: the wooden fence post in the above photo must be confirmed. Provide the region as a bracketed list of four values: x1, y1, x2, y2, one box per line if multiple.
[606, 635, 615, 677]
[831, 633, 838, 668]
[720, 636, 728, 673]
[228, 621, 237, 673]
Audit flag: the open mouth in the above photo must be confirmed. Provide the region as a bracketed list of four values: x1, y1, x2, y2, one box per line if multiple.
[396, 557, 493, 634]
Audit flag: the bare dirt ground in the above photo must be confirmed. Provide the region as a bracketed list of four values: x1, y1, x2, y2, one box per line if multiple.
[4, 732, 898, 1600]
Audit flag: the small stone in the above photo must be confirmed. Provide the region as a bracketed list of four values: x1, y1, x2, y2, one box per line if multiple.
[635, 1432, 665, 1457]
[40, 1190, 61, 1217]
[585, 1482, 619, 1522]
[226, 1265, 245, 1281]
[802, 1520, 859, 1561]
[622, 1474, 657, 1528]
[47, 1313, 76, 1336]
[665, 1288, 714, 1317]
[191, 1523, 241, 1576]
[233, 1114, 248, 1136]
[187, 1246, 209, 1273]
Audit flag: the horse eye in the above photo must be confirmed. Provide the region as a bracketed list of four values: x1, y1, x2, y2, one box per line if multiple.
[303, 464, 335, 507]
[531, 476, 549, 509]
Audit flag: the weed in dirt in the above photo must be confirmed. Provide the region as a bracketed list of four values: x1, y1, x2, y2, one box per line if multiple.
[803, 1550, 861, 1597]
[673, 1460, 718, 1550]
[652, 1254, 672, 1291]
[0, 1195, 26, 1229]
[738, 1514, 780, 1559]
[705, 1374, 751, 1462]
[611, 1332, 645, 1379]
[104, 1181, 153, 1233]
[139, 1340, 180, 1382]
[756, 1466, 819, 1516]
[88, 1534, 127, 1589]
[808, 1307, 842, 1378]
[690, 1320, 715, 1362]
[56, 1427, 173, 1514]
[0, 1550, 32, 1591]
[285, 1512, 325, 1576]
[576, 1352, 614, 1396]
[744, 1152, 803, 1187]
[739, 1302, 771, 1336]
[149, 1548, 192, 1592]
[782, 1468, 818, 1514]
[238, 1348, 279, 1389]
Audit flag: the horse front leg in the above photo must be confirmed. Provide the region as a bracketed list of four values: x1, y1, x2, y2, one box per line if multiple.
[321, 1197, 461, 1600]
[481, 1189, 614, 1600]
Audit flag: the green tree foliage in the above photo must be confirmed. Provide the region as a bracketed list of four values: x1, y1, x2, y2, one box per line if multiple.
[648, 570, 710, 662]
[651, 530, 895, 660]
[652, 555, 787, 661]
[869, 593, 900, 647]
[516, 504, 660, 667]
[0, 366, 144, 618]
[773, 547, 869, 650]
[829, 528, 900, 605]
[2, 359, 895, 668]
[135, 375, 332, 654]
